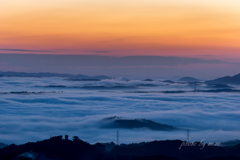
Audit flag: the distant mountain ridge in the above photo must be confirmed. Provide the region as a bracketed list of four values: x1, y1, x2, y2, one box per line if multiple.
[0, 71, 111, 79]
[205, 73, 240, 85]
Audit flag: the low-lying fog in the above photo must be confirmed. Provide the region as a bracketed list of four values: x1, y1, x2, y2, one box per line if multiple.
[0, 77, 240, 145]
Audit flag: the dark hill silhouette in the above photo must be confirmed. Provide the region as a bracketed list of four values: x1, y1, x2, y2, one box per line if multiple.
[110, 140, 240, 160]
[162, 80, 175, 83]
[66, 78, 101, 81]
[143, 79, 154, 81]
[178, 77, 199, 82]
[0, 135, 100, 160]
[205, 73, 240, 85]
[0, 71, 111, 80]
[221, 140, 240, 147]
[0, 142, 7, 149]
[2, 136, 240, 160]
[100, 116, 178, 131]
[136, 84, 158, 87]
[100, 142, 116, 151]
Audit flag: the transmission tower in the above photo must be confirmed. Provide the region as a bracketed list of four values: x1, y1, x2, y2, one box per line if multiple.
[187, 129, 189, 140]
[117, 130, 119, 145]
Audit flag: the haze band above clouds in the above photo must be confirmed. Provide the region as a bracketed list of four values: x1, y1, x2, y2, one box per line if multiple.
[1, 54, 239, 79]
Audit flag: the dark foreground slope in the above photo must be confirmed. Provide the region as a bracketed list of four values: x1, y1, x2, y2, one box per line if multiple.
[1, 136, 240, 160]
[0, 136, 100, 160]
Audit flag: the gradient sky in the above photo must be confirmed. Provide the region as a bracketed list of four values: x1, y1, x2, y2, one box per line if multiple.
[1, 0, 240, 57]
[0, 0, 240, 78]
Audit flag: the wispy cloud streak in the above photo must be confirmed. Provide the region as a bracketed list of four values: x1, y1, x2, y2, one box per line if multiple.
[0, 49, 54, 52]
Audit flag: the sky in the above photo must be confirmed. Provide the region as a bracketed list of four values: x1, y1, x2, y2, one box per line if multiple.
[0, 0, 240, 78]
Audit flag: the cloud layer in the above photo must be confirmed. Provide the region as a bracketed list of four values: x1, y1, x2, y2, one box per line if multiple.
[0, 77, 240, 145]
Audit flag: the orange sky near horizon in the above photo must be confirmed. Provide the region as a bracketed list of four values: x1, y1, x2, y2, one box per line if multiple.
[1, 0, 240, 58]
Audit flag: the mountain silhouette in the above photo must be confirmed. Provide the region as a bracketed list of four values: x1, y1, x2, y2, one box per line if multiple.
[100, 116, 178, 131]
[221, 139, 240, 147]
[110, 140, 240, 160]
[0, 71, 111, 80]
[0, 142, 7, 149]
[2, 136, 240, 160]
[205, 73, 240, 85]
[0, 135, 100, 160]
[162, 80, 175, 83]
[143, 79, 154, 81]
[66, 78, 101, 81]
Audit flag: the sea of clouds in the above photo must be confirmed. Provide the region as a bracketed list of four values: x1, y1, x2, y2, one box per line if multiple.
[0, 77, 240, 145]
